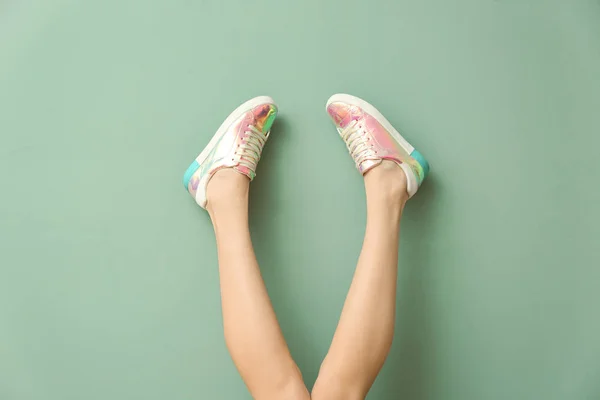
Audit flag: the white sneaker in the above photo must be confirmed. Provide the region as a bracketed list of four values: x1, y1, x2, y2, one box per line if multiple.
[183, 96, 278, 208]
[326, 94, 429, 198]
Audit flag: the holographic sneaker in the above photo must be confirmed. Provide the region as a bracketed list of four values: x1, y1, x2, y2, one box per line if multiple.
[326, 94, 429, 198]
[183, 96, 278, 209]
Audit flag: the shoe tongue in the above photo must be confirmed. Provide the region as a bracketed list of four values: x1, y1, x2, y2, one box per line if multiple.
[358, 159, 382, 175]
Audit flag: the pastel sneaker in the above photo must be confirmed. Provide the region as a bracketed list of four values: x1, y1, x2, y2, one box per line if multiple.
[183, 96, 278, 209]
[326, 94, 429, 198]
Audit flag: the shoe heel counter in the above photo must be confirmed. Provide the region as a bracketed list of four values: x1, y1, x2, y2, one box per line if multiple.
[183, 160, 200, 189]
[410, 149, 430, 183]
[410, 150, 429, 186]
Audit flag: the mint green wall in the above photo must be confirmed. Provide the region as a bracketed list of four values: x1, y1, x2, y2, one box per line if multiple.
[1, 1, 599, 399]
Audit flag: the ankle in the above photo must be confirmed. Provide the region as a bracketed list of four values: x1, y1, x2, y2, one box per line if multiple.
[364, 160, 409, 206]
[205, 168, 250, 213]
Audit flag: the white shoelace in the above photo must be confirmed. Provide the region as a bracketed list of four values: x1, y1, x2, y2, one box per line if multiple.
[339, 120, 378, 166]
[236, 125, 269, 171]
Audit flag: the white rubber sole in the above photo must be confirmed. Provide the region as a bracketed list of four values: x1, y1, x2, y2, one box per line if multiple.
[326, 94, 415, 155]
[194, 95, 276, 166]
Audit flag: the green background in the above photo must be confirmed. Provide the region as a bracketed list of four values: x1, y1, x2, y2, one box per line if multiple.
[1, 1, 599, 399]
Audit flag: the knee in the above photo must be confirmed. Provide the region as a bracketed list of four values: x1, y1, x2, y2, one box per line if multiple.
[279, 376, 311, 400]
[259, 368, 310, 400]
[311, 372, 366, 400]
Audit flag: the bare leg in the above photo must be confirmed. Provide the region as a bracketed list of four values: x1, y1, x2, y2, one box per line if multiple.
[312, 161, 409, 400]
[206, 169, 310, 400]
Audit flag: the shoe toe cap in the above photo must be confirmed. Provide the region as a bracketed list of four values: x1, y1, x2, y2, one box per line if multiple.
[326, 102, 357, 128]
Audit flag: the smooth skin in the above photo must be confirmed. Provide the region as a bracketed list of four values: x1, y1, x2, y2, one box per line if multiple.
[205, 160, 409, 400]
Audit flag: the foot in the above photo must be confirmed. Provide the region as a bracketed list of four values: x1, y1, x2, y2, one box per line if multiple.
[326, 94, 429, 198]
[183, 96, 278, 209]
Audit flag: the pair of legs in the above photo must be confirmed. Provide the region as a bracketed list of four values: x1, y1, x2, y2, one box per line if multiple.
[207, 160, 408, 400]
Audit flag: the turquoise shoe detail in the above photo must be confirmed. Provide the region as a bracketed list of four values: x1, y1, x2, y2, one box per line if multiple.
[410, 149, 430, 180]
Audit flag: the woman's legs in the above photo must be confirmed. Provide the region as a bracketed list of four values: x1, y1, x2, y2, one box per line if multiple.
[206, 169, 310, 400]
[312, 161, 409, 400]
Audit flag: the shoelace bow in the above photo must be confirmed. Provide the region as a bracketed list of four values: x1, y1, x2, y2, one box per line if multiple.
[235, 124, 269, 171]
[340, 119, 378, 166]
